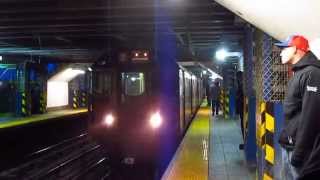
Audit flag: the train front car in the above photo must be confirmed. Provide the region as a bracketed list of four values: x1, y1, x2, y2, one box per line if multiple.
[89, 50, 169, 167]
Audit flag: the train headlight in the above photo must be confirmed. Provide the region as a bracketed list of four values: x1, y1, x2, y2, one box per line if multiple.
[104, 114, 115, 127]
[149, 112, 162, 129]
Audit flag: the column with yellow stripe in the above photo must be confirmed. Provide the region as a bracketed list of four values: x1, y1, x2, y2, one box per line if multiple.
[219, 89, 224, 116]
[39, 91, 47, 113]
[224, 89, 229, 119]
[258, 102, 275, 180]
[80, 91, 87, 108]
[16, 63, 31, 117]
[73, 90, 79, 109]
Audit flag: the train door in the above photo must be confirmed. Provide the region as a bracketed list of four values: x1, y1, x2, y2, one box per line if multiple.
[179, 69, 185, 134]
[184, 72, 192, 125]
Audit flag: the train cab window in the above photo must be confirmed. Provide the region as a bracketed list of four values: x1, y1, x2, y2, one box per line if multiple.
[121, 72, 145, 96]
[93, 71, 112, 95]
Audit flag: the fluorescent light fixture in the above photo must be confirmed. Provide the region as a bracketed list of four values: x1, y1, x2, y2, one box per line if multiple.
[207, 69, 223, 80]
[131, 77, 137, 82]
[216, 49, 228, 61]
[47, 68, 86, 108]
[228, 52, 242, 57]
[49, 68, 85, 82]
[47, 81, 69, 108]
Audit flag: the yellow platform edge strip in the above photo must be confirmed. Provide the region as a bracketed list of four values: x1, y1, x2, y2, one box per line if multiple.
[0, 109, 88, 129]
[162, 104, 209, 180]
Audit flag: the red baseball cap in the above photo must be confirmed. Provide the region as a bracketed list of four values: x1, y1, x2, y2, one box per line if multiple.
[274, 35, 309, 52]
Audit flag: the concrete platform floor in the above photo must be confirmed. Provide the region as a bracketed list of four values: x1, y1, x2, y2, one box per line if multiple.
[209, 115, 256, 180]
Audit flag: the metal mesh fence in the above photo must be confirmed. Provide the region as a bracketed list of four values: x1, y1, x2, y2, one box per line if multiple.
[253, 30, 289, 102]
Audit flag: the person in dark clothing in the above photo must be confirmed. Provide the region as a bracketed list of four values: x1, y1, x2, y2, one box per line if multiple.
[236, 71, 244, 139]
[211, 81, 220, 115]
[275, 35, 320, 180]
[206, 81, 211, 107]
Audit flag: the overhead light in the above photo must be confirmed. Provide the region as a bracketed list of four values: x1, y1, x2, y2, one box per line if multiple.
[202, 70, 207, 75]
[216, 49, 227, 61]
[131, 77, 137, 82]
[0, 56, 2, 61]
[49, 68, 85, 82]
[88, 67, 93, 72]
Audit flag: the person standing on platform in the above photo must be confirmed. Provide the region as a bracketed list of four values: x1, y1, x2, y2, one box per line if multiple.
[276, 35, 320, 179]
[211, 81, 220, 116]
[205, 81, 211, 107]
[236, 71, 244, 139]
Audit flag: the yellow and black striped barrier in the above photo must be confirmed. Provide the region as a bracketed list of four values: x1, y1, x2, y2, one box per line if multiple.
[80, 91, 87, 108]
[219, 90, 224, 116]
[258, 102, 275, 180]
[243, 97, 249, 140]
[224, 90, 229, 119]
[21, 92, 27, 116]
[73, 90, 79, 109]
[39, 92, 46, 113]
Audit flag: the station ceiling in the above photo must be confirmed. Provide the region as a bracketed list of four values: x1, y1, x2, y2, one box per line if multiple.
[0, 0, 244, 64]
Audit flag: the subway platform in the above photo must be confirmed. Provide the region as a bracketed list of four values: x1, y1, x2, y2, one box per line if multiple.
[0, 108, 87, 129]
[162, 103, 255, 180]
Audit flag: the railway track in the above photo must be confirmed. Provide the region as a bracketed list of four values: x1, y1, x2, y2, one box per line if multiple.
[0, 133, 111, 180]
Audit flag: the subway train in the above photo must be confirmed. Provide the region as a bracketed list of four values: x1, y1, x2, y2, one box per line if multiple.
[88, 49, 204, 176]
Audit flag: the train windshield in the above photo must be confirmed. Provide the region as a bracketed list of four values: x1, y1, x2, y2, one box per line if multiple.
[93, 71, 112, 96]
[121, 72, 145, 96]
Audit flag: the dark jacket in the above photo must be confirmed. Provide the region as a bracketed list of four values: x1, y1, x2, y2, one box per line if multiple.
[278, 52, 320, 171]
[211, 84, 220, 101]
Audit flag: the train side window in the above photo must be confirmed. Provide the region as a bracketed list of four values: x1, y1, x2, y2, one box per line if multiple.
[93, 71, 112, 95]
[121, 72, 145, 96]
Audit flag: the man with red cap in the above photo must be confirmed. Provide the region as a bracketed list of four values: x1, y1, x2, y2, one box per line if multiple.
[276, 35, 320, 179]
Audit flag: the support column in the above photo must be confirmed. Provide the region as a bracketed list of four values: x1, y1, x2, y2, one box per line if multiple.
[16, 63, 30, 116]
[243, 25, 257, 165]
[229, 88, 236, 119]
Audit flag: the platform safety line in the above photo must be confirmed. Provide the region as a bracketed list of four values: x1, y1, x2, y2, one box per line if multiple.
[161, 105, 209, 180]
